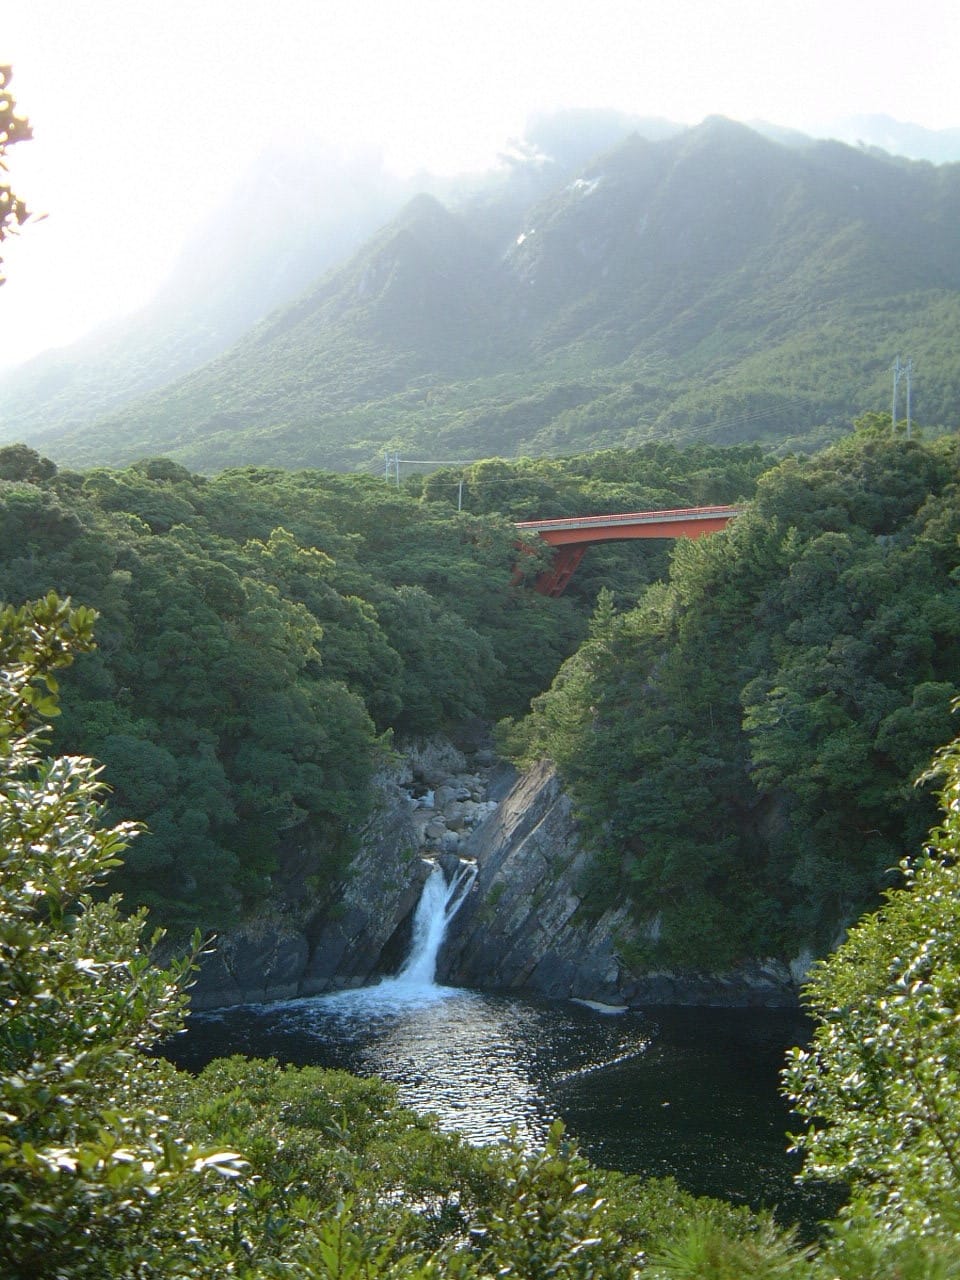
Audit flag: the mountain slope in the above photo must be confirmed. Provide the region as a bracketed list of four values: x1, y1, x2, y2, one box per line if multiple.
[0, 109, 670, 453]
[22, 120, 960, 470]
[0, 147, 422, 441]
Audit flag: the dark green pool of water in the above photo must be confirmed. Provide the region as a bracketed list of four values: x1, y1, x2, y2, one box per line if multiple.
[164, 986, 842, 1232]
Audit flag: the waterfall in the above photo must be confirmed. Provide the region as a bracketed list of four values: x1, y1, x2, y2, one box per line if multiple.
[395, 861, 476, 989]
[312, 859, 476, 1013]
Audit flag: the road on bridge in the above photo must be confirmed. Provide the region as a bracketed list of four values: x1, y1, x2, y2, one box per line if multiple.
[514, 505, 741, 595]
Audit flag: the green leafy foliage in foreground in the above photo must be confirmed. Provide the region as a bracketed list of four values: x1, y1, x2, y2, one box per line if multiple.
[0, 597, 248, 1277]
[784, 725, 960, 1247]
[7, 597, 960, 1276]
[0, 440, 762, 933]
[504, 428, 960, 966]
[0, 64, 32, 282]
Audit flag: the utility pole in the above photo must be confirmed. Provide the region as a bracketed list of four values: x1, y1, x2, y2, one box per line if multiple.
[385, 455, 474, 500]
[892, 356, 914, 438]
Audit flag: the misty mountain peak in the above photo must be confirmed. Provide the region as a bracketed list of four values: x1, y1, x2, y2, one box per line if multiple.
[6, 116, 960, 472]
[394, 191, 455, 228]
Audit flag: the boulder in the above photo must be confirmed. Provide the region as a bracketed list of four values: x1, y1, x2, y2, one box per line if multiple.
[191, 927, 309, 1009]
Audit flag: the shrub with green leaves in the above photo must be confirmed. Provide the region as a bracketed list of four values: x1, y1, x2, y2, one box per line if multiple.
[0, 595, 245, 1278]
[783, 719, 960, 1248]
[769, 711, 960, 1280]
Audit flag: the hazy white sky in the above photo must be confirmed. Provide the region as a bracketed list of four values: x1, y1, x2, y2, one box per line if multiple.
[2, 0, 960, 371]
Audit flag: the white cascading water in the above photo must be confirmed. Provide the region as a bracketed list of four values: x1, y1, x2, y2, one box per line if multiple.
[395, 861, 477, 988]
[313, 859, 477, 1013]
[202, 858, 655, 1156]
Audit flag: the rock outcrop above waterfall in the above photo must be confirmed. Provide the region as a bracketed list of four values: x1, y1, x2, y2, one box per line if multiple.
[440, 760, 801, 1008]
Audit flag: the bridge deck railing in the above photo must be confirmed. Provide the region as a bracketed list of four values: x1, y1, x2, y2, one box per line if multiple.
[515, 504, 741, 534]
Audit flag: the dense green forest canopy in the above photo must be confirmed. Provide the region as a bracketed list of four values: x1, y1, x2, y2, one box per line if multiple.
[1, 427, 956, 969]
[503, 425, 960, 966]
[0, 438, 761, 934]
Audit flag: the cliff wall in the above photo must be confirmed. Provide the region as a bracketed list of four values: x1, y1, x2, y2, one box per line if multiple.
[441, 760, 801, 1008]
[191, 744, 804, 1011]
[190, 737, 502, 1009]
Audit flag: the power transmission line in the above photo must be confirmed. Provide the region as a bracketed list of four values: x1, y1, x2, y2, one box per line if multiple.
[383, 453, 484, 508]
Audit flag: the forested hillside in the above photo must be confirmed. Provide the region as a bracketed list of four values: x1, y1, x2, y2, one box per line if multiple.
[0, 108, 671, 449]
[1, 426, 956, 973]
[503, 425, 960, 966]
[0, 148, 421, 439]
[0, 439, 761, 934]
[7, 33, 960, 1272]
[16, 120, 960, 473]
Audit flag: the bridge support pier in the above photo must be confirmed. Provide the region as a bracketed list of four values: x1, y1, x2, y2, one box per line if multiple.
[535, 545, 587, 597]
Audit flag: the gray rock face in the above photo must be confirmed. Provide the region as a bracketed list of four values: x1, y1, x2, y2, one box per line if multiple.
[190, 739, 802, 1012]
[192, 928, 310, 1007]
[440, 760, 628, 1002]
[190, 736, 503, 1010]
[440, 760, 800, 1008]
[190, 769, 430, 1009]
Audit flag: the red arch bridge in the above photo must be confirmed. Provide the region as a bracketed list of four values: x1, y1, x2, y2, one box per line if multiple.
[514, 505, 741, 596]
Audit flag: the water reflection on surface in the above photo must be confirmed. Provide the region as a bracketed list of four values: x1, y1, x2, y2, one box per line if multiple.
[167, 987, 838, 1227]
[179, 984, 652, 1149]
[279, 985, 549, 1145]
